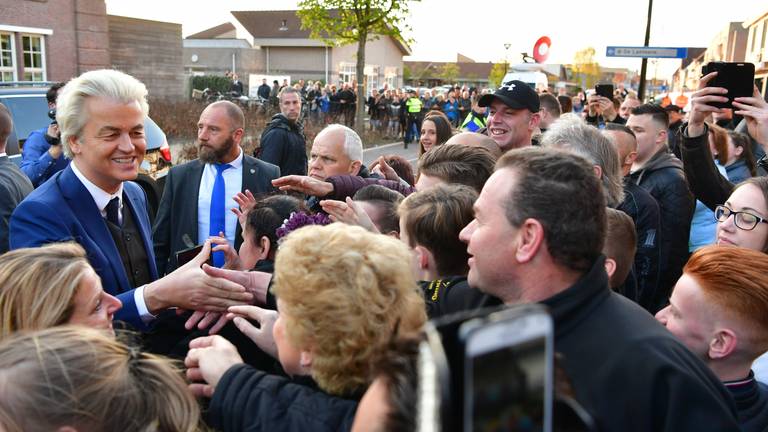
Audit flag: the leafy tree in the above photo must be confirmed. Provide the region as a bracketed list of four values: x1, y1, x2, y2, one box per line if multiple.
[297, 0, 414, 133]
[403, 65, 412, 84]
[439, 63, 459, 85]
[488, 62, 507, 88]
[572, 47, 601, 89]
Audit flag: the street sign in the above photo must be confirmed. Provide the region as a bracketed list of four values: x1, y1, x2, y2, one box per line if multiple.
[606, 46, 688, 59]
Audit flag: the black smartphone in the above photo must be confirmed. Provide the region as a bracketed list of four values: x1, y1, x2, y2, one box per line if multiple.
[594, 84, 614, 100]
[701, 62, 755, 109]
[418, 305, 553, 432]
[461, 309, 553, 432]
[175, 244, 212, 267]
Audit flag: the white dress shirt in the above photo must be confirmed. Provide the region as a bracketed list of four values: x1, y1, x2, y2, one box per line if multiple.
[71, 161, 153, 322]
[197, 149, 243, 248]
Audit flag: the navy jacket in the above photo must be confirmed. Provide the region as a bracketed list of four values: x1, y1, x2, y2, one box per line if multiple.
[0, 155, 33, 253]
[9, 165, 158, 329]
[208, 364, 357, 432]
[258, 114, 307, 177]
[541, 256, 739, 431]
[19, 126, 69, 187]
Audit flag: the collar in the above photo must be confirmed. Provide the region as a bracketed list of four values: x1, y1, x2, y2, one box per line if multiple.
[0, 152, 6, 158]
[724, 370, 757, 389]
[540, 256, 610, 338]
[213, 148, 243, 169]
[70, 161, 124, 214]
[724, 370, 761, 409]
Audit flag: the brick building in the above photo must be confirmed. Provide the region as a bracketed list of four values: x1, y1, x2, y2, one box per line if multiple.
[0, 0, 109, 82]
[108, 15, 183, 99]
[744, 9, 768, 96]
[0, 0, 184, 99]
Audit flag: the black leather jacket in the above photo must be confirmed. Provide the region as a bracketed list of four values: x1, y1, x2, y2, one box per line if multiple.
[629, 148, 694, 309]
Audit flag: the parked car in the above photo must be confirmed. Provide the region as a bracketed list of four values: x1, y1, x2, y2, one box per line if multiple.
[0, 82, 172, 219]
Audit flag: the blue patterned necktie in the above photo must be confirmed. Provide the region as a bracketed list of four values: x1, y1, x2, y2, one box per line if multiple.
[209, 163, 232, 267]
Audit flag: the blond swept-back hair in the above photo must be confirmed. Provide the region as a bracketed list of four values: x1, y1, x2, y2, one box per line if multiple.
[273, 223, 426, 396]
[0, 326, 200, 432]
[0, 242, 93, 340]
[56, 69, 149, 158]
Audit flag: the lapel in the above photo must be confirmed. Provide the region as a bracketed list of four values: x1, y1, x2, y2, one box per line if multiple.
[187, 160, 205, 244]
[59, 166, 131, 292]
[236, 156, 261, 245]
[124, 184, 159, 280]
[241, 155, 259, 193]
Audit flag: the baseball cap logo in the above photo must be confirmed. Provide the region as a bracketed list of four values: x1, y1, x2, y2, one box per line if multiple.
[500, 81, 517, 92]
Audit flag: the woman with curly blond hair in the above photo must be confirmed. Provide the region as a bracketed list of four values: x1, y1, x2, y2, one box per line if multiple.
[186, 223, 426, 432]
[0, 326, 200, 432]
[0, 242, 122, 339]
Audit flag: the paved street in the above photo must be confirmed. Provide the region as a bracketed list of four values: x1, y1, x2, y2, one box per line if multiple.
[363, 140, 419, 171]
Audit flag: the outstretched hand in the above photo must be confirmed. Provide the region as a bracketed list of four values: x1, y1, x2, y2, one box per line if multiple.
[320, 197, 379, 233]
[688, 71, 729, 137]
[184, 267, 273, 333]
[143, 240, 253, 314]
[227, 305, 280, 359]
[272, 175, 334, 197]
[733, 85, 768, 149]
[185, 335, 244, 398]
[231, 189, 257, 230]
[371, 156, 402, 183]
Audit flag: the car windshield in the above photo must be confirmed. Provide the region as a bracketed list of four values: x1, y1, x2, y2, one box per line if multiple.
[0, 95, 48, 140]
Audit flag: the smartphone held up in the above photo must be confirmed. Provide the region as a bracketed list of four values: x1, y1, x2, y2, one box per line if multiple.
[702, 62, 755, 109]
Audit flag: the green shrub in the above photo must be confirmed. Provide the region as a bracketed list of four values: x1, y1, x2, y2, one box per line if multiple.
[190, 75, 231, 93]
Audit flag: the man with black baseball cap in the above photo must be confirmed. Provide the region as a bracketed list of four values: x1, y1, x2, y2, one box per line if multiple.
[478, 80, 541, 151]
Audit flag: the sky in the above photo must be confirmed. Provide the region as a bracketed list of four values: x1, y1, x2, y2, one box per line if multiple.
[105, 0, 767, 80]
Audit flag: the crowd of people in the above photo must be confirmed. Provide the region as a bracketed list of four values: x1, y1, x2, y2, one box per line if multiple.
[1, 65, 768, 432]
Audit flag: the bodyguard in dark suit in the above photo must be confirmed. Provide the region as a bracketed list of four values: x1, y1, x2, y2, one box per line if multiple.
[9, 70, 252, 331]
[153, 101, 279, 275]
[0, 104, 33, 253]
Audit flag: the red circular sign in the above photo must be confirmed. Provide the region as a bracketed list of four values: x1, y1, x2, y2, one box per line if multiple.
[533, 36, 551, 63]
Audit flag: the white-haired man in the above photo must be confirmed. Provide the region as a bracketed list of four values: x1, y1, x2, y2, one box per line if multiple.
[10, 69, 252, 331]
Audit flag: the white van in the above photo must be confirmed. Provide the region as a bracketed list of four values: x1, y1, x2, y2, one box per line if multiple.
[501, 71, 549, 93]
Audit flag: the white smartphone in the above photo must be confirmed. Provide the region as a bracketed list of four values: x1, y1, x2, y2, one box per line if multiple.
[461, 309, 554, 432]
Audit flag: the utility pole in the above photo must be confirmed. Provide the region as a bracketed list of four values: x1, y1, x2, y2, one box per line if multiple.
[638, 0, 653, 101]
[504, 43, 511, 74]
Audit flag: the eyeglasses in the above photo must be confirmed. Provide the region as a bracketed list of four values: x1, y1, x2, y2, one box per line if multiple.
[714, 205, 768, 231]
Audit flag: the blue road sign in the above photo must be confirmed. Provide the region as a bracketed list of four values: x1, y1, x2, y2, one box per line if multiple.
[606, 46, 688, 59]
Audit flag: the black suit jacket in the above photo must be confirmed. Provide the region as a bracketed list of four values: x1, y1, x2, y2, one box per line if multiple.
[152, 155, 280, 275]
[0, 155, 33, 253]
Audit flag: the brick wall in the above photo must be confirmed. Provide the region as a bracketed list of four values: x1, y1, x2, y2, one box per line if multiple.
[0, 0, 109, 81]
[108, 15, 183, 100]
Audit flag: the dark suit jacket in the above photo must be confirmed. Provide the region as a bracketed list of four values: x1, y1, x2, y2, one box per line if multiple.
[9, 165, 158, 329]
[152, 155, 280, 275]
[0, 155, 33, 253]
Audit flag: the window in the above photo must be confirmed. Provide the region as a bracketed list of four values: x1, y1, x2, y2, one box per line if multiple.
[0, 33, 15, 82]
[751, 26, 758, 54]
[21, 34, 45, 81]
[762, 19, 768, 55]
[384, 67, 398, 89]
[338, 62, 355, 85]
[364, 65, 379, 94]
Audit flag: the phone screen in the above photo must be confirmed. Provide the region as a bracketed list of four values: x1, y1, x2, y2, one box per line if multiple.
[463, 314, 552, 432]
[175, 244, 212, 267]
[595, 84, 614, 100]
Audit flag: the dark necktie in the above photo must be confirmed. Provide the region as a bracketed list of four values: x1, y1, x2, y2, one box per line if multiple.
[209, 163, 232, 267]
[106, 196, 120, 226]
